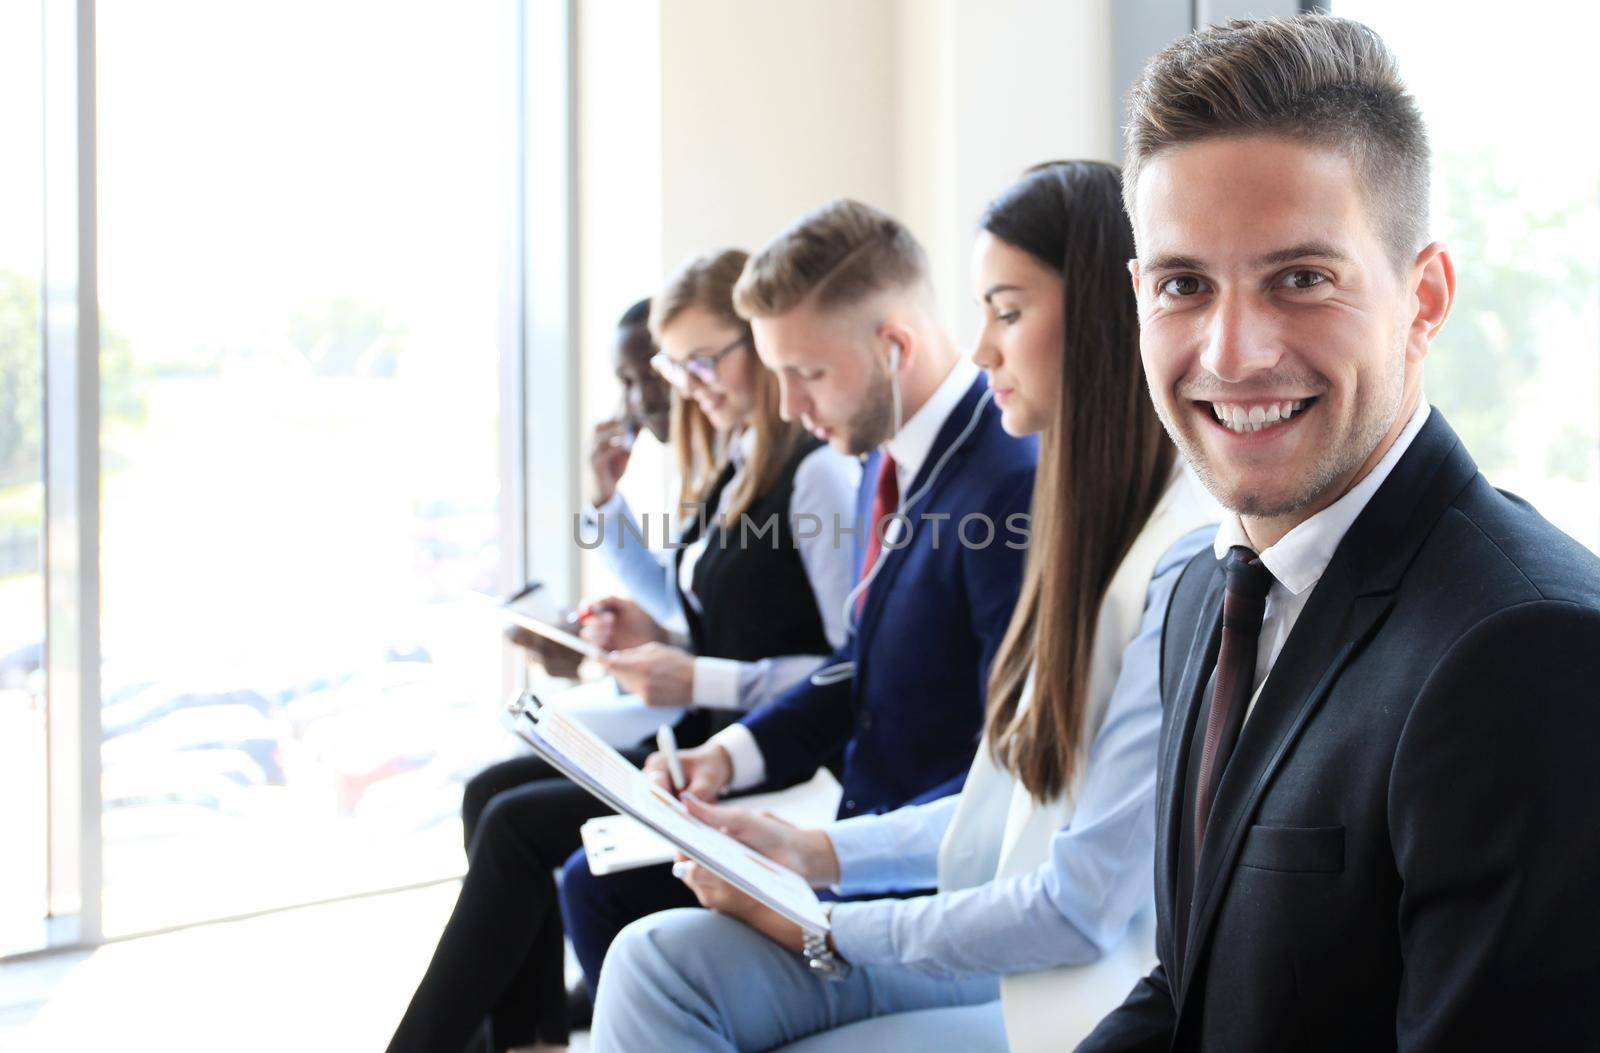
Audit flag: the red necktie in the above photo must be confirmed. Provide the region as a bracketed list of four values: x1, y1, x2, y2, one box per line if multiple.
[856, 453, 899, 616]
[1192, 545, 1274, 867]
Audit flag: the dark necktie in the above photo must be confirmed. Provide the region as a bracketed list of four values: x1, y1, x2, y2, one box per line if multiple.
[856, 452, 899, 616]
[1192, 545, 1274, 867]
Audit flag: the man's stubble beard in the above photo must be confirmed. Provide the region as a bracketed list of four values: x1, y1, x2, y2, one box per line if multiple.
[841, 358, 896, 456]
[1155, 337, 1407, 521]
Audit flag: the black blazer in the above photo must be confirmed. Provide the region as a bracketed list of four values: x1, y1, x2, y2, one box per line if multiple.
[668, 437, 834, 749]
[680, 435, 831, 664]
[1079, 411, 1600, 1052]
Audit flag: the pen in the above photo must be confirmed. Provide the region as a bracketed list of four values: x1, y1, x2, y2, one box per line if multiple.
[568, 601, 615, 625]
[656, 724, 685, 793]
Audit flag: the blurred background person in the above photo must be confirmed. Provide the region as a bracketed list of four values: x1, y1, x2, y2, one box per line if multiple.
[559, 198, 1038, 1023]
[508, 298, 675, 679]
[386, 249, 858, 1053]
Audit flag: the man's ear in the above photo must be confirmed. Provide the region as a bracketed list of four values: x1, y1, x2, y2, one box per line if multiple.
[1128, 258, 1143, 299]
[878, 320, 916, 372]
[1407, 242, 1455, 365]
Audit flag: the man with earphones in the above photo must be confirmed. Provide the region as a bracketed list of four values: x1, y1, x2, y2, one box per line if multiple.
[556, 198, 1038, 996]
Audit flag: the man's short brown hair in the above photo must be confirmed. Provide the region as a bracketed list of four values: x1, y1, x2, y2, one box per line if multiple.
[733, 199, 929, 321]
[1124, 13, 1429, 267]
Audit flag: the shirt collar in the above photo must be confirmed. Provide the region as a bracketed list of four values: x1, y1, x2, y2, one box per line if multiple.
[1213, 401, 1431, 595]
[728, 426, 755, 469]
[883, 357, 980, 482]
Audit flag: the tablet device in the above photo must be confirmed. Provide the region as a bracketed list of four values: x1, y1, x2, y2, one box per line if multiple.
[470, 590, 608, 661]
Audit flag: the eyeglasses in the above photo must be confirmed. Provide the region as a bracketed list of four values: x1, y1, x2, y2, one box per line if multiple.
[650, 334, 750, 391]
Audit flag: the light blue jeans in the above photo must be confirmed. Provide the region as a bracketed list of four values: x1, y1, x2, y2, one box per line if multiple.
[590, 908, 1005, 1052]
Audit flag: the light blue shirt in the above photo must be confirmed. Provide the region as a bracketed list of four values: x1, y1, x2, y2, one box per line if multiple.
[584, 491, 686, 632]
[822, 526, 1213, 979]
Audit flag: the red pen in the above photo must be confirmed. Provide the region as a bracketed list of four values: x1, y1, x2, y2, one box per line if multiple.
[568, 602, 615, 625]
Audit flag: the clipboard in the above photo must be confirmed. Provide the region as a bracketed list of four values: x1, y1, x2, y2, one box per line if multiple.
[580, 768, 841, 875]
[469, 592, 608, 661]
[504, 691, 829, 935]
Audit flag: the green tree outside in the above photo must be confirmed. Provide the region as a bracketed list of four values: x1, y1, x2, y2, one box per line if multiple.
[0, 269, 147, 576]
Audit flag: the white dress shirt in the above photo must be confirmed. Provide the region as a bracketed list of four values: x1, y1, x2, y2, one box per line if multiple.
[882, 356, 982, 498]
[1212, 402, 1430, 717]
[712, 356, 984, 789]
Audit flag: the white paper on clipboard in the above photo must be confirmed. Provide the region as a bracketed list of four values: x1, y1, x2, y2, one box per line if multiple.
[469, 592, 607, 661]
[581, 768, 840, 875]
[504, 692, 829, 935]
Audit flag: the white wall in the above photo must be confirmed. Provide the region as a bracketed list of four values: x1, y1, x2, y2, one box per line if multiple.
[569, 0, 1117, 594]
[576, 0, 662, 436]
[574, 0, 667, 596]
[577, 0, 1117, 370]
[657, 0, 900, 274]
[895, 0, 1116, 340]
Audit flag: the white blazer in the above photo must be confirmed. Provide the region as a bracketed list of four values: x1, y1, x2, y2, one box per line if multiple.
[935, 465, 1218, 1052]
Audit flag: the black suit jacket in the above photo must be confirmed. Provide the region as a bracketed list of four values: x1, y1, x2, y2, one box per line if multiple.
[1078, 411, 1600, 1052]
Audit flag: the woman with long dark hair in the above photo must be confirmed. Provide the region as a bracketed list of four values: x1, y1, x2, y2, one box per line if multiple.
[589, 161, 1219, 1052]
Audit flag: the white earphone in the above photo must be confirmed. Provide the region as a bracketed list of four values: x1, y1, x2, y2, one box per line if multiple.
[811, 380, 996, 688]
[886, 338, 904, 460]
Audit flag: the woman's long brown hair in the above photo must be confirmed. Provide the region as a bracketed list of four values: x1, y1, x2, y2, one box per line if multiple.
[651, 249, 803, 525]
[982, 162, 1177, 802]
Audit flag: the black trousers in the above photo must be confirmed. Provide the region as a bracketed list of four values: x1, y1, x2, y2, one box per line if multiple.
[385, 746, 649, 1053]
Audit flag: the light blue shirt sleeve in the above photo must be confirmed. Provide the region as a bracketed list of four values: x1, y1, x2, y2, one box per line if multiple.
[826, 526, 1213, 979]
[825, 794, 962, 894]
[581, 493, 686, 633]
[693, 653, 834, 712]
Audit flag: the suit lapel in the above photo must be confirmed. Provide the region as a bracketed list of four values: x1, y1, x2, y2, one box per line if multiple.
[855, 378, 987, 642]
[1171, 411, 1482, 1018]
[1176, 580, 1392, 1000]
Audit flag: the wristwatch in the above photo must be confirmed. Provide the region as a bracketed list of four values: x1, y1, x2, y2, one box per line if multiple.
[802, 902, 852, 980]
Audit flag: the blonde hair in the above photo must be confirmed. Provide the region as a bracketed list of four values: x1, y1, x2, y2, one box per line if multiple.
[732, 199, 929, 321]
[651, 249, 804, 524]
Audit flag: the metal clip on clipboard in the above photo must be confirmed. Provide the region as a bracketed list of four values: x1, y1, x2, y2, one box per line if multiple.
[502, 691, 832, 935]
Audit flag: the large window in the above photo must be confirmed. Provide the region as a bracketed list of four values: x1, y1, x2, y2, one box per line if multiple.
[94, 0, 523, 935]
[1337, 2, 1600, 552]
[0, 0, 48, 957]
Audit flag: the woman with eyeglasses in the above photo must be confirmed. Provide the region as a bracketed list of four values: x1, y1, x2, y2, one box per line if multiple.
[579, 251, 857, 718]
[386, 248, 858, 1053]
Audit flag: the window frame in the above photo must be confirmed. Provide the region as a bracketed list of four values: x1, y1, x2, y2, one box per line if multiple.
[10, 0, 573, 961]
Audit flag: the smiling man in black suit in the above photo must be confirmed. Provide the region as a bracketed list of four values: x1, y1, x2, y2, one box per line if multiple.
[1078, 13, 1600, 1052]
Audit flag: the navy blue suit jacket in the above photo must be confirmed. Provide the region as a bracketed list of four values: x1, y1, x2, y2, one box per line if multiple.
[739, 374, 1037, 819]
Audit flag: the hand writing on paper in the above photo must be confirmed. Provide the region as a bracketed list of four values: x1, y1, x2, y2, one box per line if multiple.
[643, 743, 733, 800]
